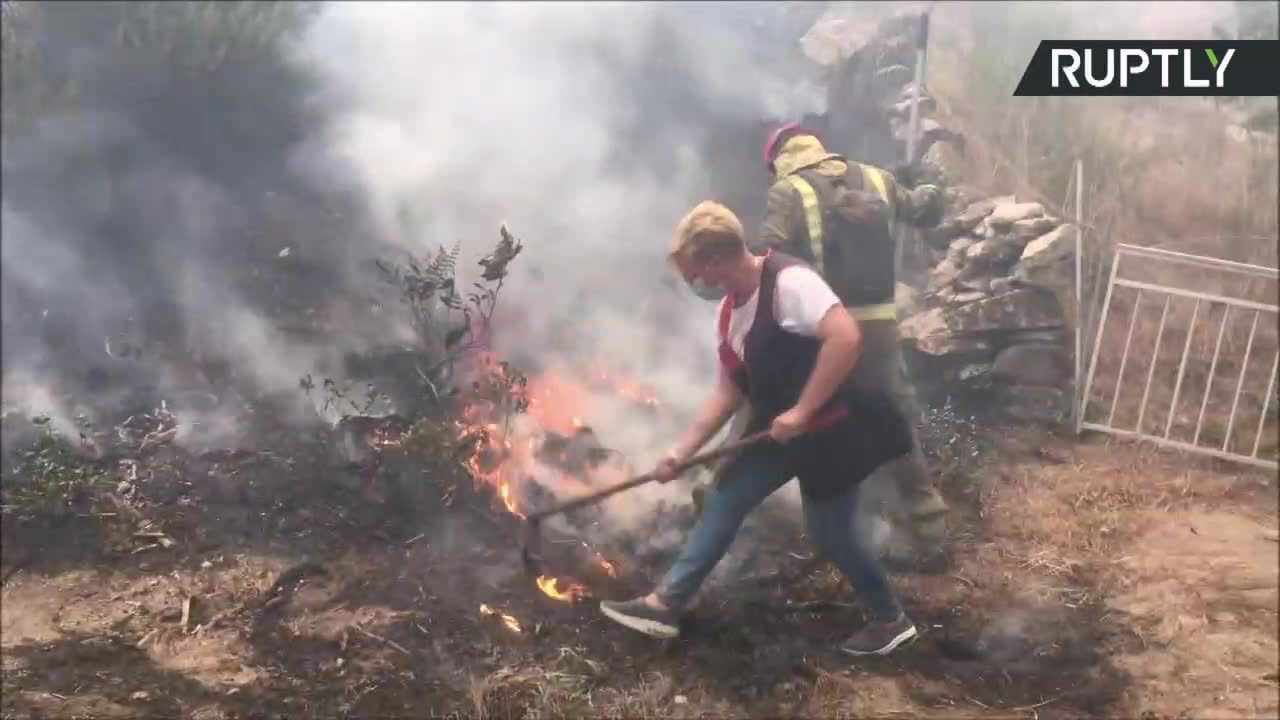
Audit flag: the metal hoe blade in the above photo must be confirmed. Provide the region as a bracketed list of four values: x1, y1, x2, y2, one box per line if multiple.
[519, 517, 544, 576]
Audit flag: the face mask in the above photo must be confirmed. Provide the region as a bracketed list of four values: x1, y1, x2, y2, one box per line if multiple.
[688, 277, 726, 302]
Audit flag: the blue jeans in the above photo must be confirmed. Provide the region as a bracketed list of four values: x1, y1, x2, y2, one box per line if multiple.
[654, 446, 905, 621]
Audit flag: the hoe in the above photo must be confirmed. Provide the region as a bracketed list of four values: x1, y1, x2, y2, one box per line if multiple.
[519, 406, 848, 575]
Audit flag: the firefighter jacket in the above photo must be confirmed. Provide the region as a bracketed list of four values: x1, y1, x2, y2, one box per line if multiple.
[754, 134, 942, 317]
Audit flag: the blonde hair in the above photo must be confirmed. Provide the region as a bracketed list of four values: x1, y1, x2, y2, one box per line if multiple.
[669, 201, 746, 269]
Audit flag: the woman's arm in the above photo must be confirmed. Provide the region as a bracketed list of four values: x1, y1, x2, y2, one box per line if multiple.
[672, 369, 746, 461]
[792, 305, 862, 419]
[769, 268, 864, 442]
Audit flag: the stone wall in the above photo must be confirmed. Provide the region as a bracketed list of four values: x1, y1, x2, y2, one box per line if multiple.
[898, 191, 1076, 423]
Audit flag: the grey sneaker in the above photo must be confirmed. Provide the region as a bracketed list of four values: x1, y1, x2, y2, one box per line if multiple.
[690, 479, 711, 518]
[900, 491, 950, 548]
[841, 613, 918, 656]
[600, 597, 680, 639]
[904, 489, 950, 522]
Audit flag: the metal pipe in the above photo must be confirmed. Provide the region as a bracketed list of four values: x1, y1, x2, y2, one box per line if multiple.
[1081, 249, 1122, 428]
[1252, 351, 1278, 458]
[1113, 278, 1278, 315]
[1109, 289, 1144, 427]
[896, 11, 929, 284]
[905, 58, 923, 165]
[1112, 243, 1279, 279]
[1073, 159, 1084, 433]
[1080, 422, 1277, 470]
[1165, 299, 1201, 439]
[1223, 310, 1260, 452]
[1193, 305, 1231, 446]
[1084, 234, 1114, 363]
[904, 11, 929, 165]
[1136, 295, 1171, 434]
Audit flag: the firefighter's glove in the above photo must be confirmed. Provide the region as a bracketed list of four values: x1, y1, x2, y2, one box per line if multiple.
[891, 162, 920, 186]
[907, 184, 944, 228]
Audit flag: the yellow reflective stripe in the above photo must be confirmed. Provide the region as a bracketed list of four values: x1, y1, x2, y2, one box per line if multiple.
[848, 302, 897, 321]
[860, 165, 894, 233]
[785, 174, 824, 272]
[861, 165, 889, 203]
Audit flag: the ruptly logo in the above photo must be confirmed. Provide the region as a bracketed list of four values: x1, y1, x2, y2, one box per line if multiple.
[1014, 40, 1279, 96]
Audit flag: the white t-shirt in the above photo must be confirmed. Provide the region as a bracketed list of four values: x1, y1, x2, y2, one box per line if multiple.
[718, 266, 842, 358]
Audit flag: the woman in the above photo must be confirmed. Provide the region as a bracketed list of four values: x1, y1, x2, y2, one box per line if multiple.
[599, 201, 919, 656]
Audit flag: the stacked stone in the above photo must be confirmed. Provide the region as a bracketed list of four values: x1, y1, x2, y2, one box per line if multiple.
[897, 192, 1078, 422]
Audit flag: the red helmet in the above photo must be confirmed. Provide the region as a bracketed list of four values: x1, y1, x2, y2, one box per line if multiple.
[762, 123, 820, 171]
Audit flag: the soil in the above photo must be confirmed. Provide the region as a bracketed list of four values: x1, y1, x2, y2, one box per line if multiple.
[3, 423, 1276, 719]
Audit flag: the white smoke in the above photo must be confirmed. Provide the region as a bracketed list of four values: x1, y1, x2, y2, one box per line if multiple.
[288, 2, 827, 536]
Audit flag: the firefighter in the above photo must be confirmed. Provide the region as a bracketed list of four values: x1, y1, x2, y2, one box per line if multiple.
[698, 124, 950, 547]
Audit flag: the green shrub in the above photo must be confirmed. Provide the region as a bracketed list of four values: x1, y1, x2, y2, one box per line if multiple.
[2, 1, 318, 184]
[4, 416, 107, 516]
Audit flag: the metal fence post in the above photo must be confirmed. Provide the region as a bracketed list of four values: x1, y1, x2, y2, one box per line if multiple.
[1073, 159, 1084, 433]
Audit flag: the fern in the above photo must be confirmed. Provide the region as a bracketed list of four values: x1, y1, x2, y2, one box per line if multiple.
[379, 240, 462, 309]
[306, 225, 527, 424]
[425, 241, 460, 287]
[428, 241, 462, 310]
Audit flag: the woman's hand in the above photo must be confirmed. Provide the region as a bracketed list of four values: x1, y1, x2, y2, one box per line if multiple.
[770, 405, 813, 443]
[652, 448, 691, 483]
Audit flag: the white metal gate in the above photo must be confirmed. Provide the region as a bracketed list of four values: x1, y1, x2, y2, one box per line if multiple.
[1079, 243, 1279, 470]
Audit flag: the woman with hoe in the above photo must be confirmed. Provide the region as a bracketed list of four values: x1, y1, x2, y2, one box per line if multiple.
[599, 201, 919, 656]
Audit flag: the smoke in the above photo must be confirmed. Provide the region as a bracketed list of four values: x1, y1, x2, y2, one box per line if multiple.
[1, 124, 358, 443]
[0, 1, 832, 567]
[0, 2, 406, 448]
[287, 1, 828, 544]
[4, 0, 1261, 587]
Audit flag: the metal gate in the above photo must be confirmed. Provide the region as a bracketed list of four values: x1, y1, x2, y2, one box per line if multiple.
[1079, 243, 1279, 470]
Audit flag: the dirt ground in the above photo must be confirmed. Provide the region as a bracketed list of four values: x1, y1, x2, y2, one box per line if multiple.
[2, 423, 1277, 719]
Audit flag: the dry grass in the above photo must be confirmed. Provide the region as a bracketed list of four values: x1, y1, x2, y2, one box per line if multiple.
[942, 87, 1280, 267]
[5, 427, 1275, 718]
[926, 5, 1278, 268]
[803, 670, 922, 719]
[466, 651, 685, 720]
[979, 431, 1279, 718]
[986, 432, 1275, 556]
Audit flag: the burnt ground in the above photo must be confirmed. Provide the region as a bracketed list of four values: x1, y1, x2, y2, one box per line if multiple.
[2, 417, 1276, 719]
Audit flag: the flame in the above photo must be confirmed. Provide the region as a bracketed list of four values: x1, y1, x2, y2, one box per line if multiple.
[523, 367, 592, 435]
[456, 415, 525, 517]
[452, 356, 658, 602]
[588, 357, 661, 407]
[498, 481, 521, 516]
[535, 576, 588, 602]
[479, 604, 523, 633]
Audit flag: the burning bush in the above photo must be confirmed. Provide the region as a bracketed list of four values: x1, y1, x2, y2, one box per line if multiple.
[296, 223, 663, 603]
